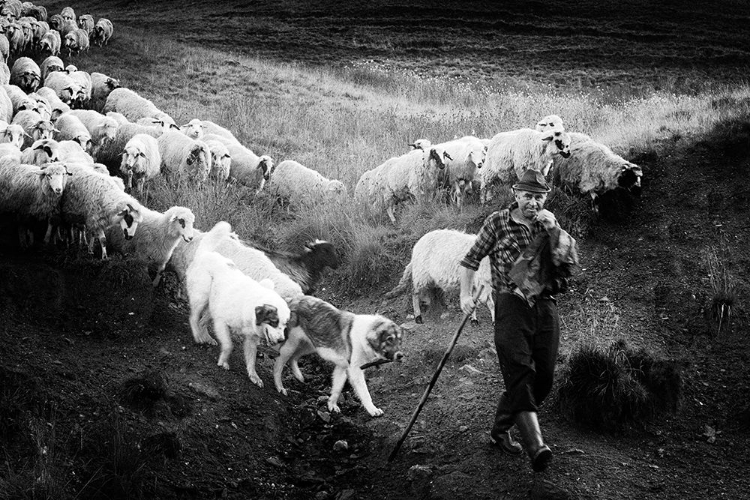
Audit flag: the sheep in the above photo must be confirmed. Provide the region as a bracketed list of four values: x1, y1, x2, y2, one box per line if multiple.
[432, 135, 487, 208]
[66, 68, 91, 107]
[90, 18, 112, 47]
[385, 229, 494, 326]
[35, 86, 70, 121]
[89, 72, 120, 112]
[200, 120, 237, 141]
[266, 159, 347, 208]
[39, 29, 60, 56]
[9, 56, 40, 93]
[10, 109, 55, 149]
[26, 92, 52, 121]
[47, 14, 63, 31]
[179, 118, 203, 139]
[54, 113, 92, 152]
[68, 110, 118, 155]
[0, 157, 72, 245]
[94, 121, 162, 173]
[551, 132, 644, 205]
[1, 0, 22, 21]
[20, 137, 59, 165]
[61, 162, 143, 259]
[4, 83, 34, 114]
[63, 28, 88, 56]
[157, 129, 212, 182]
[119, 133, 161, 194]
[535, 114, 564, 132]
[16, 16, 34, 52]
[0, 86, 12, 122]
[41, 71, 80, 106]
[105, 111, 128, 125]
[0, 121, 25, 149]
[0, 61, 9, 86]
[0, 33, 9, 63]
[201, 133, 272, 190]
[479, 128, 572, 204]
[136, 114, 177, 131]
[167, 226, 304, 302]
[60, 7, 75, 23]
[57, 139, 93, 164]
[242, 238, 340, 295]
[31, 18, 48, 49]
[354, 144, 451, 223]
[5, 22, 24, 56]
[105, 205, 195, 286]
[21, 2, 46, 21]
[103, 87, 167, 123]
[40, 56, 64, 84]
[77, 14, 93, 34]
[203, 138, 231, 181]
[58, 19, 77, 38]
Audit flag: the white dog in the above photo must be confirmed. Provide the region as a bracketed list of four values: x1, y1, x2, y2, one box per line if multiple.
[273, 295, 404, 417]
[186, 248, 291, 388]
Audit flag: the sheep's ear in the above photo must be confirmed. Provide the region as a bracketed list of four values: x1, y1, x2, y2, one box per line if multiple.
[126, 203, 135, 212]
[541, 131, 555, 141]
[43, 145, 53, 157]
[169, 213, 178, 222]
[443, 151, 453, 161]
[169, 123, 179, 130]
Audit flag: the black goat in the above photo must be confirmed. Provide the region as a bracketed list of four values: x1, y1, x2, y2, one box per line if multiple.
[246, 239, 340, 294]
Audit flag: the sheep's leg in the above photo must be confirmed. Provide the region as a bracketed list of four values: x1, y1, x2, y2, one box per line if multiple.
[87, 230, 96, 254]
[43, 219, 54, 245]
[94, 229, 108, 260]
[386, 203, 397, 225]
[412, 287, 423, 324]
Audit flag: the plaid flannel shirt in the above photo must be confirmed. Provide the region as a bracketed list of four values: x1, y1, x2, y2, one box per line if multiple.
[460, 202, 546, 294]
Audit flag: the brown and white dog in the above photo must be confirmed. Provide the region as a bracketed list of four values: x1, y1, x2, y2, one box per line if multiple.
[273, 295, 404, 417]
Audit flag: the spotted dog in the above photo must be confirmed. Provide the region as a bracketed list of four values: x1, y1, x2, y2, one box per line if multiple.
[273, 295, 404, 417]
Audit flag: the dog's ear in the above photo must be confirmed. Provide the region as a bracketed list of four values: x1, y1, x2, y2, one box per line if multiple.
[284, 311, 298, 338]
[255, 304, 279, 328]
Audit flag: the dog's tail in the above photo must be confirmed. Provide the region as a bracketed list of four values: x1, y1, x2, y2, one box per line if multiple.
[385, 261, 412, 299]
[195, 221, 233, 258]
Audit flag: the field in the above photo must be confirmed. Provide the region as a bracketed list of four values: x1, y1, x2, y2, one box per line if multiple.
[1, 1, 750, 499]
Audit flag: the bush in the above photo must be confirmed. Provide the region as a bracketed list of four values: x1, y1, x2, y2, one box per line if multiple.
[556, 340, 683, 431]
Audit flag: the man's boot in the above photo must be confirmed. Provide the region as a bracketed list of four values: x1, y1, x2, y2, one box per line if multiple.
[515, 411, 552, 472]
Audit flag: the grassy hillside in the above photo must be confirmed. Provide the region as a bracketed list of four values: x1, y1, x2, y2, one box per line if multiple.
[1, 1, 749, 499]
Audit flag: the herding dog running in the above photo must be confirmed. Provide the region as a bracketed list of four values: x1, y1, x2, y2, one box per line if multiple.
[274, 295, 405, 417]
[186, 222, 291, 387]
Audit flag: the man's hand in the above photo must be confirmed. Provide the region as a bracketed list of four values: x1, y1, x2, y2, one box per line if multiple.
[535, 209, 557, 230]
[460, 294, 476, 316]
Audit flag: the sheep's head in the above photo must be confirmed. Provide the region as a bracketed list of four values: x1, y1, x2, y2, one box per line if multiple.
[4, 124, 25, 148]
[327, 180, 348, 200]
[209, 148, 231, 182]
[32, 139, 60, 162]
[427, 147, 451, 170]
[48, 15, 62, 30]
[168, 207, 196, 242]
[116, 202, 142, 240]
[180, 119, 204, 140]
[543, 130, 571, 159]
[73, 134, 92, 152]
[617, 162, 643, 195]
[98, 118, 118, 145]
[305, 239, 340, 270]
[105, 77, 120, 90]
[38, 162, 72, 195]
[61, 7, 75, 23]
[33, 120, 55, 140]
[64, 32, 77, 48]
[468, 146, 486, 169]
[409, 138, 431, 151]
[535, 114, 564, 133]
[258, 155, 274, 181]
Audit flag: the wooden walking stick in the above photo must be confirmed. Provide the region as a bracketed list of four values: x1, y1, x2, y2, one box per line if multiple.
[387, 285, 485, 462]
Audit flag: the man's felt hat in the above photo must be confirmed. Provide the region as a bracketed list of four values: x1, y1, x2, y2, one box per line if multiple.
[512, 169, 551, 193]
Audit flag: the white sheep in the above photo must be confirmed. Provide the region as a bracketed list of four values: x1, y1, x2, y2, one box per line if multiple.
[535, 114, 564, 132]
[90, 18, 112, 47]
[35, 86, 70, 120]
[20, 138, 59, 165]
[40, 71, 80, 106]
[10, 109, 55, 149]
[0, 142, 21, 161]
[39, 29, 60, 56]
[0, 86, 11, 122]
[551, 132, 643, 204]
[386, 229, 494, 325]
[433, 135, 487, 208]
[0, 33, 9, 63]
[158, 129, 212, 182]
[27, 92, 52, 121]
[0, 61, 9, 86]
[77, 14, 93, 34]
[103, 87, 167, 123]
[93, 120, 162, 172]
[63, 28, 89, 56]
[179, 118, 203, 139]
[354, 144, 451, 223]
[60, 6, 75, 23]
[266, 159, 347, 208]
[9, 56, 40, 93]
[105, 205, 196, 286]
[479, 128, 572, 203]
[54, 113, 91, 152]
[201, 133, 271, 190]
[3, 83, 35, 114]
[120, 133, 161, 193]
[0, 157, 71, 245]
[200, 120, 237, 141]
[105, 111, 128, 125]
[66, 68, 91, 107]
[56, 139, 93, 164]
[61, 162, 143, 259]
[0, 121, 25, 149]
[168, 226, 304, 302]
[203, 138, 231, 181]
[67, 109, 118, 154]
[89, 72, 119, 112]
[6, 23, 24, 56]
[1, 0, 22, 20]
[31, 20, 49, 50]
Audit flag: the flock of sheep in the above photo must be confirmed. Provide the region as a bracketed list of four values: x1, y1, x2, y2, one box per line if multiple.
[0, 1, 648, 410]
